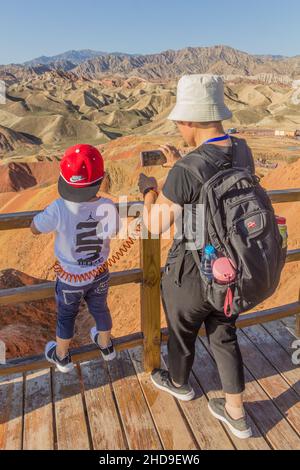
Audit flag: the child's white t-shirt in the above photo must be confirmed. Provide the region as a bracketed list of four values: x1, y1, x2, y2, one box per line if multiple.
[33, 198, 120, 286]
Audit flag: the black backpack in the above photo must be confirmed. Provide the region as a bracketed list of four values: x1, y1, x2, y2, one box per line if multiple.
[176, 137, 287, 317]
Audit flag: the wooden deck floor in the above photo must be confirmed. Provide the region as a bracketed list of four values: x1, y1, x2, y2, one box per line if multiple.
[1, 318, 300, 451]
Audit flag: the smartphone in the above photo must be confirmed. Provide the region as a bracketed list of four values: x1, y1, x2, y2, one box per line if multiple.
[140, 150, 167, 167]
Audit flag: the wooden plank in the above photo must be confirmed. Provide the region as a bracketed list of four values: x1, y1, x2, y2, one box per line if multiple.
[129, 347, 197, 451]
[0, 374, 23, 450]
[107, 350, 162, 450]
[242, 367, 300, 450]
[23, 369, 54, 450]
[296, 314, 300, 337]
[53, 366, 90, 450]
[161, 346, 234, 451]
[140, 232, 161, 372]
[0, 332, 143, 377]
[243, 323, 300, 398]
[268, 189, 300, 204]
[0, 269, 143, 306]
[0, 202, 142, 231]
[201, 330, 300, 449]
[194, 338, 270, 450]
[282, 315, 299, 333]
[238, 330, 300, 443]
[297, 289, 300, 337]
[263, 319, 300, 355]
[80, 359, 127, 450]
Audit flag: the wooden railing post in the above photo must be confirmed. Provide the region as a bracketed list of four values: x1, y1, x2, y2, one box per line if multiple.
[140, 231, 161, 373]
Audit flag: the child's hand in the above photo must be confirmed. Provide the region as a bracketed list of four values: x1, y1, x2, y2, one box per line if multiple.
[30, 221, 41, 235]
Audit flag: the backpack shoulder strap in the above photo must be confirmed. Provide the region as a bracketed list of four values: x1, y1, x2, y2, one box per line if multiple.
[231, 136, 255, 174]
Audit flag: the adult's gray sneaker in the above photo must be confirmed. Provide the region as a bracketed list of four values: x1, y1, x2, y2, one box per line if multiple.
[208, 398, 253, 440]
[151, 369, 195, 402]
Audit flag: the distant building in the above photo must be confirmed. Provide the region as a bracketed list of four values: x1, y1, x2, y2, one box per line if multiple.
[275, 130, 299, 138]
[243, 128, 274, 136]
[286, 131, 297, 138]
[227, 128, 238, 135]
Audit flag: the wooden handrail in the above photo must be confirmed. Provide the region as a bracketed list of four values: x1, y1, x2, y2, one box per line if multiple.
[160, 301, 300, 343]
[0, 190, 299, 231]
[0, 332, 143, 377]
[268, 189, 300, 204]
[0, 250, 299, 306]
[0, 201, 143, 231]
[2, 301, 300, 377]
[0, 269, 143, 305]
[287, 249, 300, 263]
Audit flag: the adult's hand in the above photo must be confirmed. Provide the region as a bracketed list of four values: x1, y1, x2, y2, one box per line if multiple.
[159, 144, 182, 168]
[138, 173, 158, 195]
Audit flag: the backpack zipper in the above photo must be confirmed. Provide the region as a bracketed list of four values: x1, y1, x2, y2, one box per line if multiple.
[257, 240, 271, 289]
[230, 209, 270, 234]
[228, 195, 257, 209]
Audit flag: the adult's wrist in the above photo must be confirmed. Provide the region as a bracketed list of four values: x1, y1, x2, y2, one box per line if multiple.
[163, 157, 181, 169]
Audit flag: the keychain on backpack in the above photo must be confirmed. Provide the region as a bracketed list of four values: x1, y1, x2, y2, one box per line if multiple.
[212, 257, 237, 318]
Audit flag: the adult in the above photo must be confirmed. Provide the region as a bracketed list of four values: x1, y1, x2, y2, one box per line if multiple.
[138, 75, 254, 439]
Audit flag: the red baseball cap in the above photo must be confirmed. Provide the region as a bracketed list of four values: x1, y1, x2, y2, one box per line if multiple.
[58, 144, 105, 202]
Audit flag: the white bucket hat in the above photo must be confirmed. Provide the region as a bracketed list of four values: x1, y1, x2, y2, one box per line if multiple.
[168, 74, 232, 123]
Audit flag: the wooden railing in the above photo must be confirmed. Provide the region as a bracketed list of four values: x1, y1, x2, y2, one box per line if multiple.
[0, 190, 300, 377]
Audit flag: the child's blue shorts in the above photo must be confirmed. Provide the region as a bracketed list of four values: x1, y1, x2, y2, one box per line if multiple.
[55, 271, 112, 340]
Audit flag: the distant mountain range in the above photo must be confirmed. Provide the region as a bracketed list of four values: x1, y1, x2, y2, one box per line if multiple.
[1, 45, 300, 83]
[23, 49, 133, 66]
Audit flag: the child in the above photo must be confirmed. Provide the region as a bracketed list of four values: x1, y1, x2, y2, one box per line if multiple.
[31, 144, 120, 373]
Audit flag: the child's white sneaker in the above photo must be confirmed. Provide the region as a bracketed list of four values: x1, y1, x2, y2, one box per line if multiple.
[90, 327, 116, 362]
[45, 342, 74, 373]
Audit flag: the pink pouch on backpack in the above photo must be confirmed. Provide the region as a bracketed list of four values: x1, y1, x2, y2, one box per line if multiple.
[212, 258, 237, 318]
[212, 257, 236, 285]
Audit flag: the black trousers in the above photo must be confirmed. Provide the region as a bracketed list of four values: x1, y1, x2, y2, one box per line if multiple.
[161, 254, 245, 394]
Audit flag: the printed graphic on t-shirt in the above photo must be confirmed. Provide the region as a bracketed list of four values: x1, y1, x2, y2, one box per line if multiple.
[33, 198, 119, 285]
[76, 212, 105, 267]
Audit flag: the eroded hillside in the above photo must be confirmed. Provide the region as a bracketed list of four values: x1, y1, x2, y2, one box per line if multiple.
[1, 73, 300, 162]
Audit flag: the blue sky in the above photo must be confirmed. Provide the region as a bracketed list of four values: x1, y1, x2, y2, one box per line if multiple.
[1, 0, 300, 64]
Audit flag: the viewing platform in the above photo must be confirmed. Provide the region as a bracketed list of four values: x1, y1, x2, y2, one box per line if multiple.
[1, 189, 300, 450]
